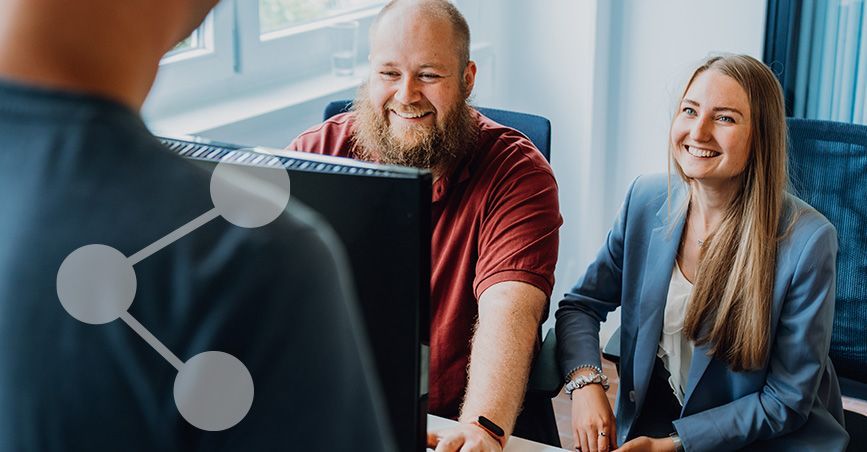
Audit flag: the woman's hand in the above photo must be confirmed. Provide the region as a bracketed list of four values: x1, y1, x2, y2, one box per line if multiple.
[613, 436, 675, 452]
[571, 382, 617, 452]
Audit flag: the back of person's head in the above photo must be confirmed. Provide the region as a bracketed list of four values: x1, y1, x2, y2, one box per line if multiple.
[0, 0, 218, 108]
[672, 54, 790, 371]
[371, 0, 471, 69]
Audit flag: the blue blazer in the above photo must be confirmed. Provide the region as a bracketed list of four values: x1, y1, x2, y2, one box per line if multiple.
[555, 174, 848, 451]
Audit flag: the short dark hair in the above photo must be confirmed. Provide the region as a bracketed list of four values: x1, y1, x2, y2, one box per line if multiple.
[370, 0, 471, 67]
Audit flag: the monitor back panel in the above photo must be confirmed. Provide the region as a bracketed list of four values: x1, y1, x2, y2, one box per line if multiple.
[161, 137, 431, 451]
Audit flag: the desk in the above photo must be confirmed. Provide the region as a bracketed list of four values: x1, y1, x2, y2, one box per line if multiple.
[428, 415, 567, 451]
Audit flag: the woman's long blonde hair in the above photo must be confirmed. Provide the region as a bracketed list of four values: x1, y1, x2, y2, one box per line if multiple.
[673, 55, 789, 371]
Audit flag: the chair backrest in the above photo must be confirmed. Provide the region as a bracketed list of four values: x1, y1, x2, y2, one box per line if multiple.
[787, 118, 867, 384]
[323, 100, 552, 162]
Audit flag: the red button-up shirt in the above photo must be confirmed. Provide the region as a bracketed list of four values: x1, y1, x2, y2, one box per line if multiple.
[289, 110, 561, 417]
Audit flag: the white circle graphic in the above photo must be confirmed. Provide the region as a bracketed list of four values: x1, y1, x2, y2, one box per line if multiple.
[56, 244, 136, 324]
[210, 160, 291, 228]
[173, 351, 254, 431]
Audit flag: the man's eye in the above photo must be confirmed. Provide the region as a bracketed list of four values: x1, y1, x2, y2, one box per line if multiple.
[419, 73, 441, 80]
[379, 71, 400, 79]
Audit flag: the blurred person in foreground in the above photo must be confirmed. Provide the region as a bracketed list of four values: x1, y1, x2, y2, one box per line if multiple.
[0, 0, 393, 450]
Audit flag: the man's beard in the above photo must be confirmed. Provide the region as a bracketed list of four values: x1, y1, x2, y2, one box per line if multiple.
[350, 83, 479, 171]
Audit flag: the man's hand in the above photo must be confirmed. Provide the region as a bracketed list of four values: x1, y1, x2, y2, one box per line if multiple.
[427, 423, 503, 452]
[613, 436, 675, 452]
[571, 382, 616, 452]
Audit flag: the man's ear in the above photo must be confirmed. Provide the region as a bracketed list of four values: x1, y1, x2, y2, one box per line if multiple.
[463, 61, 477, 98]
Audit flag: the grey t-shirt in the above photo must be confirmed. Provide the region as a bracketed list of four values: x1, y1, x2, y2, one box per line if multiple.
[0, 79, 393, 451]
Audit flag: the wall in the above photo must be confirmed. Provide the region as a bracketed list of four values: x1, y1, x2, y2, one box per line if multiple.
[466, 0, 605, 333]
[605, 0, 768, 221]
[469, 0, 767, 338]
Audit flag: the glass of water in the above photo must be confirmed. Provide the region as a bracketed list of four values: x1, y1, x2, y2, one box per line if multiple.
[329, 21, 359, 77]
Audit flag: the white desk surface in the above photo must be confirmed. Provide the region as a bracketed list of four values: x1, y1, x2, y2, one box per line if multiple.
[427, 415, 567, 451]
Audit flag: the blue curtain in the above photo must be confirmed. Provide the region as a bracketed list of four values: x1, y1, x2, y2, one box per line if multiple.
[790, 0, 867, 125]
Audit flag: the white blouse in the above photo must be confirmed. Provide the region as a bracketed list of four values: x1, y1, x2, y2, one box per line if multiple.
[656, 262, 695, 405]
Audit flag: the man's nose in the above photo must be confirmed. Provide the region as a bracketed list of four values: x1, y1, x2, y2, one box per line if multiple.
[394, 76, 422, 105]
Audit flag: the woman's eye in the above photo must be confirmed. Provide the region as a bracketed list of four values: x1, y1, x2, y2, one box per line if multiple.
[717, 115, 735, 123]
[682, 107, 697, 115]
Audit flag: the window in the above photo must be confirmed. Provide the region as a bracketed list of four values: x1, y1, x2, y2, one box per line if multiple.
[161, 22, 212, 64]
[171, 36, 197, 54]
[765, 0, 867, 125]
[260, 0, 384, 36]
[145, 0, 384, 127]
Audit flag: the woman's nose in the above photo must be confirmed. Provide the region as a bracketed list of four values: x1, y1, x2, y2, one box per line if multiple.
[690, 116, 712, 142]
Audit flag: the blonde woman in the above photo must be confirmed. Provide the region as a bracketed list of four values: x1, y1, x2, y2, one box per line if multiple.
[555, 54, 849, 452]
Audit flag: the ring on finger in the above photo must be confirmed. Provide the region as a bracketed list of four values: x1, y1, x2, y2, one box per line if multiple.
[599, 431, 607, 437]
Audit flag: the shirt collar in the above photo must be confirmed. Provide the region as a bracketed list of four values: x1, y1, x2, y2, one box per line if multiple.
[432, 112, 483, 203]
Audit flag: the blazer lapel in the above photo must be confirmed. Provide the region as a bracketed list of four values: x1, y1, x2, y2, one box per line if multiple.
[633, 184, 686, 413]
[682, 342, 713, 412]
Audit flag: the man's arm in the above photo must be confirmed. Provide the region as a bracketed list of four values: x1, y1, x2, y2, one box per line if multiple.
[428, 280, 546, 451]
[461, 280, 547, 435]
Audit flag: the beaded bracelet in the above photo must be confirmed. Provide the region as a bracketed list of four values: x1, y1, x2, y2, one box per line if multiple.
[564, 364, 604, 382]
[563, 364, 610, 397]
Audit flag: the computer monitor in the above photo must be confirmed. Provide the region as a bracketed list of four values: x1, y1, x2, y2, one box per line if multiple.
[159, 135, 430, 452]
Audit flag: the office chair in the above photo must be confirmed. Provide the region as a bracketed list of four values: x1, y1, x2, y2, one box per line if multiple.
[322, 100, 552, 163]
[323, 100, 563, 446]
[788, 118, 867, 452]
[602, 118, 867, 451]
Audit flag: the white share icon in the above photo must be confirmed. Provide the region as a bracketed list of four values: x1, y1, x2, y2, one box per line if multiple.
[56, 159, 291, 431]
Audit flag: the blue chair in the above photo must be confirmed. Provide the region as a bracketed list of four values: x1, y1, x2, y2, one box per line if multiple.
[323, 100, 552, 162]
[323, 99, 563, 446]
[788, 118, 867, 452]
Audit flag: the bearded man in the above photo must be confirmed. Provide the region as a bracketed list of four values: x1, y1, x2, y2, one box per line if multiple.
[288, 0, 562, 450]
